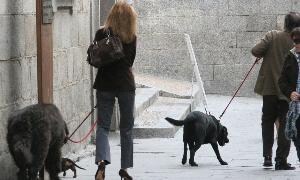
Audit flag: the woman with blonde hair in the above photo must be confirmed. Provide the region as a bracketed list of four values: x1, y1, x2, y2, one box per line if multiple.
[93, 1, 137, 179]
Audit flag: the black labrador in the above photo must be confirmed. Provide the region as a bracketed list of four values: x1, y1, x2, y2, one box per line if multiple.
[165, 111, 229, 166]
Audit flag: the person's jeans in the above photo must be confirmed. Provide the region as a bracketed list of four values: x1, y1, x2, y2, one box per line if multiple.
[95, 90, 135, 169]
[261, 95, 291, 162]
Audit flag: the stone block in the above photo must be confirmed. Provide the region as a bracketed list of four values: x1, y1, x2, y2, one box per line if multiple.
[276, 15, 285, 31]
[53, 12, 72, 50]
[138, 33, 186, 50]
[23, 0, 35, 14]
[292, 0, 300, 11]
[260, 0, 292, 15]
[246, 15, 277, 32]
[25, 15, 37, 56]
[203, 79, 238, 95]
[67, 48, 74, 83]
[53, 53, 60, 89]
[0, 0, 23, 14]
[192, 31, 236, 49]
[228, 0, 260, 15]
[0, 15, 25, 60]
[71, 14, 80, 45]
[214, 64, 236, 82]
[236, 48, 257, 65]
[72, 47, 85, 81]
[235, 64, 259, 83]
[237, 32, 265, 48]
[219, 15, 248, 32]
[53, 50, 68, 87]
[20, 57, 33, 100]
[78, 13, 90, 46]
[199, 64, 214, 81]
[82, 0, 90, 13]
[195, 48, 243, 65]
[138, 17, 160, 34]
[1, 60, 22, 105]
[135, 0, 158, 17]
[134, 49, 193, 81]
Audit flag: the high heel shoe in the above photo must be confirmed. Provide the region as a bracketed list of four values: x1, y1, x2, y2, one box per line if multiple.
[95, 161, 105, 180]
[119, 169, 132, 180]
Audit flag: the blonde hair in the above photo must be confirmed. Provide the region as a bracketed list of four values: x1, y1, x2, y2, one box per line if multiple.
[104, 0, 137, 43]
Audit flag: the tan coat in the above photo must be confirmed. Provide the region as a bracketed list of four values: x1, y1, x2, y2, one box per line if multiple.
[251, 30, 293, 100]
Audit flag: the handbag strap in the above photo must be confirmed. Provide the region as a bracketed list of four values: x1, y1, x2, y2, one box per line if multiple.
[105, 28, 111, 38]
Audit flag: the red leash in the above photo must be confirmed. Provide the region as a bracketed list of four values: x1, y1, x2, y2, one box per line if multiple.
[67, 120, 98, 143]
[219, 57, 261, 119]
[66, 105, 97, 143]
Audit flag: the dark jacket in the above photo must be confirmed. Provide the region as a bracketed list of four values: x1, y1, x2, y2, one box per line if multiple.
[92, 28, 137, 91]
[251, 30, 293, 101]
[278, 50, 299, 100]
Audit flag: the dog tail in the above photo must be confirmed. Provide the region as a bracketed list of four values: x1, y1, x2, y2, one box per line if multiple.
[165, 117, 185, 126]
[74, 163, 86, 170]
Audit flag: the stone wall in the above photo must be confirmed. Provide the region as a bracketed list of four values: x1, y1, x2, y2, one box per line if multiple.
[0, 0, 93, 179]
[133, 0, 300, 96]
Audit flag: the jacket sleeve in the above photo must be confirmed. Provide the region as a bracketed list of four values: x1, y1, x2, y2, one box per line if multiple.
[251, 31, 274, 58]
[123, 37, 137, 67]
[278, 57, 293, 99]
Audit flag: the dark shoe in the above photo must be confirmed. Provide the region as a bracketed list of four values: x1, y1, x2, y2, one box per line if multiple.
[275, 162, 295, 170]
[119, 169, 132, 180]
[263, 156, 272, 167]
[95, 161, 105, 180]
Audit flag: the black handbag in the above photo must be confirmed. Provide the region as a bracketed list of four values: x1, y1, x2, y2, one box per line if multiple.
[87, 29, 125, 68]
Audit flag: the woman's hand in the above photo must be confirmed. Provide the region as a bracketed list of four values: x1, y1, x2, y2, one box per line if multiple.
[290, 91, 300, 101]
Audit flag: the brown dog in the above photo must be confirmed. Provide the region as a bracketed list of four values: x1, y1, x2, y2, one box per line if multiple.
[61, 158, 86, 178]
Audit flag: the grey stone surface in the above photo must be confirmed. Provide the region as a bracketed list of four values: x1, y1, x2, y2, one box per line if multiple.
[246, 15, 277, 32]
[236, 32, 265, 48]
[134, 1, 295, 98]
[0, 0, 93, 179]
[260, 0, 292, 15]
[25, 15, 37, 56]
[228, 0, 261, 15]
[0, 15, 25, 60]
[219, 15, 248, 32]
[23, 0, 35, 14]
[0, 0, 23, 15]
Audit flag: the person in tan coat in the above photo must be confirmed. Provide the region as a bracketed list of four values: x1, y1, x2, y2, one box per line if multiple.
[251, 12, 300, 170]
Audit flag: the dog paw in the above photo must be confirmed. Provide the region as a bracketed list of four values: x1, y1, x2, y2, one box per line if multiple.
[220, 161, 228, 165]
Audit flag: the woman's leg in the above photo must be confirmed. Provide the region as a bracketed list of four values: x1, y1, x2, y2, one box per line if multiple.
[95, 91, 116, 165]
[117, 91, 135, 169]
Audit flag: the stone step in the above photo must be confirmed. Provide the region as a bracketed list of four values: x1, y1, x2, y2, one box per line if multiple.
[134, 87, 160, 118]
[135, 73, 197, 97]
[133, 96, 191, 139]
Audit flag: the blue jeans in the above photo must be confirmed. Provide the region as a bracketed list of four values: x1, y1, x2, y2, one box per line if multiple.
[95, 90, 135, 169]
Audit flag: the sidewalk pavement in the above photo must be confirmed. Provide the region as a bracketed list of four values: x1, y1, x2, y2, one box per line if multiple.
[60, 95, 300, 180]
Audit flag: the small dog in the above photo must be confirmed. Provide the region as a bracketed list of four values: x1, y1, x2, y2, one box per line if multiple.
[165, 111, 229, 166]
[6, 104, 69, 180]
[61, 158, 86, 178]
